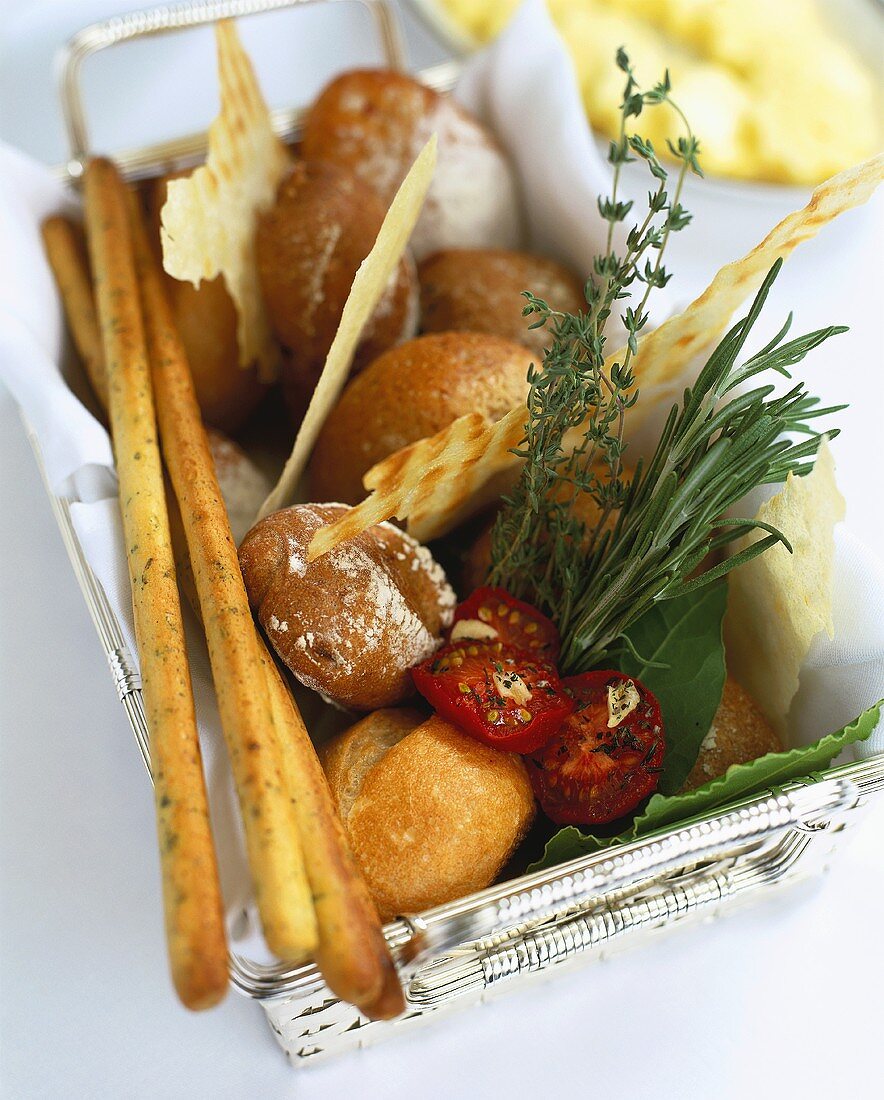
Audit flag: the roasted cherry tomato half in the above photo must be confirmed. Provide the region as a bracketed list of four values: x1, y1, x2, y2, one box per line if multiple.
[528, 670, 665, 825]
[450, 586, 560, 660]
[412, 640, 574, 754]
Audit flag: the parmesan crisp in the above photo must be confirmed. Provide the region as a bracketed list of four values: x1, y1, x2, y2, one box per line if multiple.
[725, 441, 845, 736]
[307, 153, 882, 557]
[160, 20, 290, 380]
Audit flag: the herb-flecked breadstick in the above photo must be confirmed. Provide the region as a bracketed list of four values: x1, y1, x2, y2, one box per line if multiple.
[127, 183, 317, 962]
[259, 646, 404, 1017]
[82, 158, 228, 1010]
[41, 214, 109, 413]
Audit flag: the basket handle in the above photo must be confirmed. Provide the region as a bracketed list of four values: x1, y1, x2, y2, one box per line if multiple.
[396, 773, 863, 984]
[56, 0, 407, 174]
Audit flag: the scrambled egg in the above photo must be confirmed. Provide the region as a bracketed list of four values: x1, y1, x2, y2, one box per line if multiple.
[438, 0, 881, 184]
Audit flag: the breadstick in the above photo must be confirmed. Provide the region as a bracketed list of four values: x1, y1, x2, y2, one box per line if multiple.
[41, 215, 109, 413]
[259, 646, 405, 1017]
[82, 158, 228, 1011]
[126, 178, 317, 963]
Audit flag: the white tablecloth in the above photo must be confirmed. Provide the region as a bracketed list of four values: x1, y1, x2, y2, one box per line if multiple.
[1, 2, 882, 1098]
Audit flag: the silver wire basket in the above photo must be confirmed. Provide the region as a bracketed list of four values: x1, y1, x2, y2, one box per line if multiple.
[31, 0, 884, 1066]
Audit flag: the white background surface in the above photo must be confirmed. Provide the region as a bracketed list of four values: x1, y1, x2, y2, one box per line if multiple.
[2, 2, 883, 1097]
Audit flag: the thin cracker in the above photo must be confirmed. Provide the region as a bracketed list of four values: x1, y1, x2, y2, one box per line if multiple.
[308, 154, 883, 558]
[160, 20, 289, 379]
[724, 441, 844, 735]
[258, 136, 437, 521]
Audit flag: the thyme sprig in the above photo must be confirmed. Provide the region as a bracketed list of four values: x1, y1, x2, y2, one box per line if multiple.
[489, 53, 844, 674]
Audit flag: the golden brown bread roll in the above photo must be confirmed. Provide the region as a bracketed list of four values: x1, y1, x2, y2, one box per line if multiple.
[301, 69, 521, 261]
[238, 503, 455, 710]
[255, 160, 418, 418]
[419, 248, 585, 356]
[310, 332, 534, 505]
[323, 711, 536, 919]
[682, 678, 783, 791]
[147, 175, 267, 433]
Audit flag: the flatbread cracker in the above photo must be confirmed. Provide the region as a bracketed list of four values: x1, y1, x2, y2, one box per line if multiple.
[725, 441, 844, 734]
[258, 136, 437, 521]
[160, 20, 289, 379]
[307, 154, 883, 558]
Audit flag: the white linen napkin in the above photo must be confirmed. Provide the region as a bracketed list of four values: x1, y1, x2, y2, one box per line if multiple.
[0, 0, 880, 950]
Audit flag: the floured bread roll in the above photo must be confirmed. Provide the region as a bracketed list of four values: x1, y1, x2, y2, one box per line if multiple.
[310, 332, 534, 505]
[238, 504, 456, 710]
[323, 710, 536, 919]
[301, 69, 522, 260]
[205, 429, 273, 546]
[256, 160, 418, 420]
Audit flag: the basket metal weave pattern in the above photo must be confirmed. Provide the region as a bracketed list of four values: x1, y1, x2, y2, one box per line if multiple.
[37, 0, 884, 1066]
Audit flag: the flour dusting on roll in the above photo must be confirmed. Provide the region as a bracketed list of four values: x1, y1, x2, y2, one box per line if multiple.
[239, 503, 455, 710]
[302, 69, 522, 260]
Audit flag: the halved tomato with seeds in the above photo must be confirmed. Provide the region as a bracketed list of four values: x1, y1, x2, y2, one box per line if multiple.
[412, 640, 574, 754]
[528, 671, 665, 825]
[450, 587, 560, 660]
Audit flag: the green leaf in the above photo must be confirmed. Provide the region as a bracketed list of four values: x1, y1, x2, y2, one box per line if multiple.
[528, 701, 881, 872]
[613, 583, 728, 795]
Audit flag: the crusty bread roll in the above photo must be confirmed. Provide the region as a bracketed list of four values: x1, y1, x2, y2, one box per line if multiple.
[147, 175, 266, 433]
[682, 678, 782, 791]
[301, 69, 521, 260]
[310, 332, 533, 505]
[256, 160, 418, 418]
[323, 711, 536, 919]
[205, 429, 273, 546]
[238, 503, 455, 711]
[419, 248, 585, 356]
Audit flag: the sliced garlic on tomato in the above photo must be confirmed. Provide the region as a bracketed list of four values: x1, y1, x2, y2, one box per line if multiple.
[451, 618, 499, 643]
[493, 669, 533, 705]
[607, 678, 640, 728]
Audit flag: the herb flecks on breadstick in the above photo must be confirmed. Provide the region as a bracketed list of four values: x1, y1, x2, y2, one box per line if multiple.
[41, 215, 108, 413]
[82, 158, 228, 1011]
[259, 646, 404, 1017]
[127, 190, 317, 963]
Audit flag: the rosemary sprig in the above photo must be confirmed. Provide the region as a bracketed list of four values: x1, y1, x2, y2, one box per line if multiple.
[559, 260, 845, 672]
[489, 54, 845, 674]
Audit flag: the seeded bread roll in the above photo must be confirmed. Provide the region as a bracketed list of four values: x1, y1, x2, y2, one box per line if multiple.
[238, 504, 456, 711]
[256, 160, 418, 420]
[322, 711, 536, 919]
[147, 175, 266, 433]
[310, 332, 534, 505]
[419, 249, 585, 356]
[682, 678, 783, 791]
[301, 69, 521, 260]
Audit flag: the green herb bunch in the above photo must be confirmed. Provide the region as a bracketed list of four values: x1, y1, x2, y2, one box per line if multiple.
[489, 51, 844, 674]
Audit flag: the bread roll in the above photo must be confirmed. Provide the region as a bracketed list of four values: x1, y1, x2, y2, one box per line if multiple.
[419, 249, 585, 356]
[238, 503, 455, 710]
[323, 711, 536, 919]
[310, 332, 534, 505]
[147, 175, 266, 433]
[463, 467, 631, 591]
[205, 429, 273, 546]
[682, 678, 782, 791]
[302, 69, 521, 260]
[256, 160, 418, 417]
